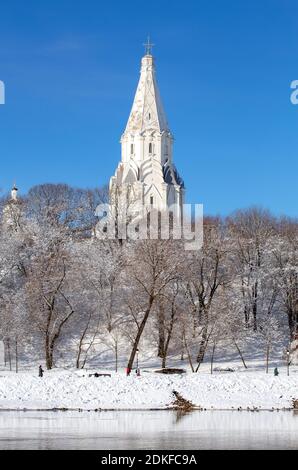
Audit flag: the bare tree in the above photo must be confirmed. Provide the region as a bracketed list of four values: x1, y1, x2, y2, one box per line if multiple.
[154, 282, 181, 368]
[124, 240, 182, 371]
[185, 218, 231, 367]
[228, 208, 276, 331]
[25, 225, 76, 369]
[273, 218, 298, 337]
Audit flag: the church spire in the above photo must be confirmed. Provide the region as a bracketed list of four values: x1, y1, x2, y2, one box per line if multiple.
[124, 39, 168, 135]
[143, 36, 155, 56]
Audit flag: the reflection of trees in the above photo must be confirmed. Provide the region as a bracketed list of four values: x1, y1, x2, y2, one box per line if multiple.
[174, 409, 195, 424]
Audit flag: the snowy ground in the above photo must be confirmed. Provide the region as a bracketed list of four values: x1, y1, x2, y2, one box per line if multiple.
[0, 365, 297, 411]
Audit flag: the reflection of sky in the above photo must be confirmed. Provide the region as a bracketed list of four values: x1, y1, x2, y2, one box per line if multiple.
[0, 410, 297, 450]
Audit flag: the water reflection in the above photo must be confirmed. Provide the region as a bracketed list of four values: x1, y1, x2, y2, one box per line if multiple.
[0, 410, 297, 450]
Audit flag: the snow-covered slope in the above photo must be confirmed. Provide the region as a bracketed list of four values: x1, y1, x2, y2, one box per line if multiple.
[0, 368, 297, 410]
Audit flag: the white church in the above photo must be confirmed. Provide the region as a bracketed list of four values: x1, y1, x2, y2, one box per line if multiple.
[109, 40, 185, 217]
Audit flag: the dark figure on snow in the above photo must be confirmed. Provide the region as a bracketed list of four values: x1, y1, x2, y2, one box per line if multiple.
[39, 365, 44, 378]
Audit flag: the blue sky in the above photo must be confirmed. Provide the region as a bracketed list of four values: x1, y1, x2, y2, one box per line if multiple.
[0, 0, 297, 217]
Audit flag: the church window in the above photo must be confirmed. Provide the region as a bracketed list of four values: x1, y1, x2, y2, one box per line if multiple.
[130, 143, 134, 154]
[148, 113, 151, 120]
[150, 196, 154, 206]
[149, 143, 152, 154]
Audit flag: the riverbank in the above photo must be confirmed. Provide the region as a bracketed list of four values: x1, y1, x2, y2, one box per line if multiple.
[0, 367, 297, 411]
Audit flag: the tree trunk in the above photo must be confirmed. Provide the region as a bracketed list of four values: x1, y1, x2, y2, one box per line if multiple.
[7, 339, 12, 371]
[115, 342, 118, 373]
[46, 351, 53, 370]
[4, 340, 7, 367]
[45, 335, 53, 370]
[197, 323, 208, 363]
[76, 329, 87, 369]
[76, 345, 82, 369]
[183, 333, 194, 373]
[160, 303, 176, 369]
[157, 303, 165, 359]
[287, 305, 297, 338]
[15, 339, 18, 374]
[45, 307, 74, 370]
[287, 308, 294, 337]
[244, 306, 249, 327]
[180, 341, 184, 361]
[234, 340, 248, 369]
[266, 344, 270, 373]
[210, 342, 216, 374]
[76, 312, 93, 369]
[127, 296, 154, 370]
[252, 282, 258, 331]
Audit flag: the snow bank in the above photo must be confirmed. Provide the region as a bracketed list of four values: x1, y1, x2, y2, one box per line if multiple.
[0, 368, 297, 410]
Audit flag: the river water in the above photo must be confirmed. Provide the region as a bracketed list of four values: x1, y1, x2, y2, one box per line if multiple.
[0, 410, 297, 450]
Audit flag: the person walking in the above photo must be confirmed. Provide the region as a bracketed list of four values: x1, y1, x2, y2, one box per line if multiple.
[39, 365, 44, 377]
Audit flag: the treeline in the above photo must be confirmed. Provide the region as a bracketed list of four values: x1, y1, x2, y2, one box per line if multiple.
[0, 183, 297, 372]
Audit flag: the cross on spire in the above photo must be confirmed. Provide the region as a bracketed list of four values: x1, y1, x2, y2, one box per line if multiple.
[143, 36, 154, 56]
